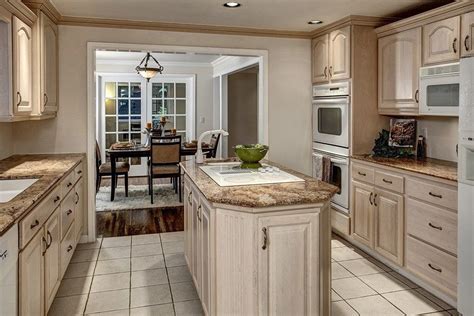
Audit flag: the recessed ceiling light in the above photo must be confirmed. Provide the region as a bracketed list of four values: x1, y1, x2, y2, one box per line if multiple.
[223, 2, 241, 8]
[308, 20, 323, 25]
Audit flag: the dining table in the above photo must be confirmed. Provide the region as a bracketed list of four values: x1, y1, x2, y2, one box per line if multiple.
[108, 145, 211, 201]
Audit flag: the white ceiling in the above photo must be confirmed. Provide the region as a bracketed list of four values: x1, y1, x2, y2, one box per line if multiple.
[50, 0, 449, 32]
[95, 51, 222, 64]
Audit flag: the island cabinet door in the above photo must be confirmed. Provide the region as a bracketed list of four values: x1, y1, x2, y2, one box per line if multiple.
[257, 213, 320, 316]
[351, 181, 374, 248]
[191, 186, 201, 294]
[199, 199, 212, 316]
[183, 180, 191, 266]
[44, 208, 61, 312]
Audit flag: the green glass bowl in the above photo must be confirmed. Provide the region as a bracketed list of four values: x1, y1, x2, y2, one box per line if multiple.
[234, 145, 269, 164]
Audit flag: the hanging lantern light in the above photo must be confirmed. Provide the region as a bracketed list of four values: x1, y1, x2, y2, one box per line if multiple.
[135, 52, 164, 81]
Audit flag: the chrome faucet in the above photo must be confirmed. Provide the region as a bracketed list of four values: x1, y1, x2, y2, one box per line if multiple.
[195, 129, 229, 164]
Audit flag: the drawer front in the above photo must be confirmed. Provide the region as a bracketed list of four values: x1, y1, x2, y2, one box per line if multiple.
[60, 222, 76, 278]
[20, 186, 61, 249]
[60, 190, 75, 239]
[406, 236, 457, 298]
[375, 170, 404, 193]
[352, 164, 374, 183]
[74, 162, 84, 183]
[406, 178, 457, 210]
[406, 198, 457, 254]
[61, 172, 75, 197]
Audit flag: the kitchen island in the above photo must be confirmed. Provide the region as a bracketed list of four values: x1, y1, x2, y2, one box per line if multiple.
[181, 159, 338, 316]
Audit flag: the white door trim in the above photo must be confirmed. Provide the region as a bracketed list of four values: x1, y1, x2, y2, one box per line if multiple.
[86, 42, 268, 242]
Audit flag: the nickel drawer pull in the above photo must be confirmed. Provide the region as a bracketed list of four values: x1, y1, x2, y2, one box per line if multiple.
[358, 171, 366, 176]
[429, 192, 442, 199]
[16, 92, 22, 107]
[428, 222, 442, 231]
[415, 89, 419, 103]
[53, 196, 60, 203]
[67, 245, 73, 252]
[428, 263, 442, 273]
[77, 170, 82, 175]
[66, 209, 73, 216]
[369, 192, 373, 205]
[465, 35, 470, 51]
[67, 182, 73, 188]
[43, 93, 48, 106]
[0, 250, 7, 260]
[75, 192, 80, 204]
[382, 178, 393, 184]
[374, 193, 378, 207]
[30, 220, 40, 229]
[453, 38, 458, 53]
[262, 227, 268, 250]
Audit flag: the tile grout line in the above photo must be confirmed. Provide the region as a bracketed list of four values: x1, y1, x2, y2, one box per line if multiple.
[160, 233, 178, 316]
[82, 237, 102, 315]
[129, 237, 132, 315]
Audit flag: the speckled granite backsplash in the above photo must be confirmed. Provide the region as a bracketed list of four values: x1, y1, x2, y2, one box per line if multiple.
[0, 154, 84, 236]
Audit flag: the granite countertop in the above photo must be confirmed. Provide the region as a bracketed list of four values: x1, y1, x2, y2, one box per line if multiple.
[352, 154, 457, 182]
[0, 154, 84, 236]
[180, 159, 338, 208]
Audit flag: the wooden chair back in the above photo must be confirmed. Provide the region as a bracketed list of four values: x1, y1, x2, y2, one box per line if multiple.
[150, 135, 182, 165]
[95, 141, 102, 173]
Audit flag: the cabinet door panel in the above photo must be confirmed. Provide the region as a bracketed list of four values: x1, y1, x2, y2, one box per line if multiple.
[74, 178, 84, 242]
[200, 200, 211, 316]
[44, 208, 61, 312]
[183, 181, 191, 265]
[312, 34, 329, 84]
[191, 187, 201, 294]
[378, 28, 421, 115]
[423, 16, 460, 65]
[374, 189, 404, 265]
[258, 213, 319, 316]
[19, 231, 44, 316]
[329, 26, 351, 81]
[351, 181, 374, 247]
[41, 12, 58, 113]
[461, 11, 474, 57]
[12, 16, 32, 114]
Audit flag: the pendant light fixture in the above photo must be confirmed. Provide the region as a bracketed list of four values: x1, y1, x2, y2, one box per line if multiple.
[135, 52, 164, 81]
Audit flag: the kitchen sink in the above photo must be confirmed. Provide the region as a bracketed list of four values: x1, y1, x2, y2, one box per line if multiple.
[0, 179, 39, 203]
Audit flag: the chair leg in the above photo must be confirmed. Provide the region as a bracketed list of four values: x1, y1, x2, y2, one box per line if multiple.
[115, 175, 119, 188]
[148, 173, 151, 195]
[124, 173, 129, 197]
[174, 177, 178, 193]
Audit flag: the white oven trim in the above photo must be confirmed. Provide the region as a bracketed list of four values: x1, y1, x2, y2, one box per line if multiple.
[312, 96, 350, 149]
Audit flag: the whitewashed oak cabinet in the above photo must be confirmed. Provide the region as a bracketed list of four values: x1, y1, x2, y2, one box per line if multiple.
[19, 161, 84, 315]
[350, 160, 458, 301]
[462, 11, 474, 57]
[0, 0, 58, 121]
[183, 175, 331, 316]
[423, 16, 460, 65]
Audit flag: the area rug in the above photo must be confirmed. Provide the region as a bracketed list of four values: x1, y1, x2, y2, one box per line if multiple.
[96, 184, 183, 212]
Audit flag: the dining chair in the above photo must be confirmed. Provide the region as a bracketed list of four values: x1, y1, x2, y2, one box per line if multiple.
[95, 141, 130, 195]
[149, 135, 182, 203]
[206, 133, 221, 158]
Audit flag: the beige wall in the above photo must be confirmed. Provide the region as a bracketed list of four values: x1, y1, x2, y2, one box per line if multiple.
[0, 123, 12, 159]
[227, 68, 258, 151]
[417, 117, 459, 162]
[12, 25, 313, 175]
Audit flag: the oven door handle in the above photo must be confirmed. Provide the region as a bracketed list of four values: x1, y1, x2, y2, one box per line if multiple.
[330, 158, 348, 165]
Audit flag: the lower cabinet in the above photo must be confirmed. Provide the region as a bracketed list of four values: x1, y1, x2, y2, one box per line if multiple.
[257, 213, 319, 316]
[43, 208, 61, 311]
[351, 178, 404, 265]
[184, 175, 330, 316]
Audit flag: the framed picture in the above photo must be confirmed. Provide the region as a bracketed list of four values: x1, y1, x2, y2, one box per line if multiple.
[389, 119, 417, 148]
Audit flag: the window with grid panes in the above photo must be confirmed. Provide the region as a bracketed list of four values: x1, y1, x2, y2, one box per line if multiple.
[104, 81, 143, 165]
[151, 82, 187, 141]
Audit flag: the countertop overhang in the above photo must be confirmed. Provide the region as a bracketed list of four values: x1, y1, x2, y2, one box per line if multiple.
[180, 159, 338, 209]
[0, 154, 85, 236]
[352, 155, 457, 182]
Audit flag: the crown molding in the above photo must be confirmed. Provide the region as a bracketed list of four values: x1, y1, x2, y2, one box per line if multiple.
[376, 1, 474, 37]
[96, 58, 214, 68]
[58, 15, 313, 39]
[310, 15, 396, 38]
[0, 0, 36, 25]
[22, 0, 60, 23]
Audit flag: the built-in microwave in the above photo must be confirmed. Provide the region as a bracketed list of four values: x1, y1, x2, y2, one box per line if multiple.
[419, 62, 459, 116]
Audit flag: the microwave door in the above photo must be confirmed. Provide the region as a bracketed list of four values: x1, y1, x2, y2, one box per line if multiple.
[420, 75, 460, 116]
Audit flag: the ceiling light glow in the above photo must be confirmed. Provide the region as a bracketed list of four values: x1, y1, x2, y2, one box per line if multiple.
[308, 20, 323, 25]
[223, 2, 241, 8]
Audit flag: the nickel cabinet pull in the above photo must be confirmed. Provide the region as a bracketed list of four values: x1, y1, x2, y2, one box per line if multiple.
[197, 205, 202, 222]
[428, 222, 442, 231]
[54, 196, 60, 203]
[369, 192, 373, 205]
[0, 250, 7, 260]
[75, 192, 80, 204]
[429, 192, 442, 199]
[262, 227, 268, 250]
[30, 220, 40, 229]
[465, 35, 470, 51]
[43, 93, 48, 106]
[67, 245, 73, 252]
[415, 89, 419, 103]
[428, 263, 442, 273]
[188, 192, 192, 205]
[42, 236, 48, 255]
[453, 38, 458, 53]
[328, 66, 333, 78]
[323, 66, 328, 79]
[66, 209, 73, 216]
[382, 178, 392, 184]
[16, 92, 22, 107]
[47, 231, 53, 247]
[358, 171, 366, 177]
[374, 193, 378, 207]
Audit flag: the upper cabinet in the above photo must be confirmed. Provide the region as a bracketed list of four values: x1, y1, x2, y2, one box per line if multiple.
[461, 11, 474, 57]
[12, 16, 33, 115]
[423, 16, 460, 65]
[38, 12, 58, 114]
[378, 28, 422, 116]
[312, 27, 351, 84]
[311, 34, 329, 84]
[329, 26, 351, 81]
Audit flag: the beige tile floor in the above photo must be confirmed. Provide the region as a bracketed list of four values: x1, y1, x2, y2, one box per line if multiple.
[49, 232, 459, 316]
